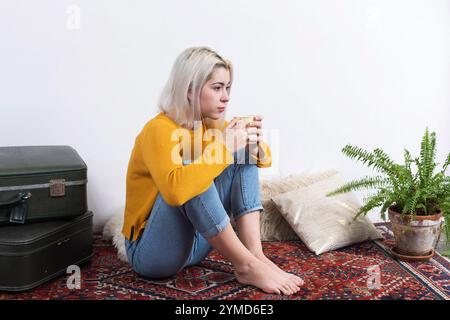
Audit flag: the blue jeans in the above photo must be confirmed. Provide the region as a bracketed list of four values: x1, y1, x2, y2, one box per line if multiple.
[124, 153, 263, 278]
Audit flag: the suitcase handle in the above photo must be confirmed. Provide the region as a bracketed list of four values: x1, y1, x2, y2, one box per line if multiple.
[0, 192, 31, 208]
[0, 192, 32, 224]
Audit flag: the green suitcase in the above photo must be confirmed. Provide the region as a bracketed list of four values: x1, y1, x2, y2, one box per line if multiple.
[0, 146, 87, 224]
[0, 211, 93, 292]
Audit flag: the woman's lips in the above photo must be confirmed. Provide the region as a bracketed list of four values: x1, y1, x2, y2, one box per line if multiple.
[217, 107, 225, 112]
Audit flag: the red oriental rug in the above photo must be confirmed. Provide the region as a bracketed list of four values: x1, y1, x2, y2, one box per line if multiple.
[0, 223, 449, 300]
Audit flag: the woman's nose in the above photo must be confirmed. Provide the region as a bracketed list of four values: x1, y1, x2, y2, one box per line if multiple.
[221, 89, 229, 101]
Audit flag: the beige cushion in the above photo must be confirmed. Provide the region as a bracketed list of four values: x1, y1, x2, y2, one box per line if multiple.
[270, 173, 383, 254]
[259, 170, 339, 240]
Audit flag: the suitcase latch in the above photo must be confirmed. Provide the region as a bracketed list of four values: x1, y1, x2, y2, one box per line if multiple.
[50, 179, 66, 197]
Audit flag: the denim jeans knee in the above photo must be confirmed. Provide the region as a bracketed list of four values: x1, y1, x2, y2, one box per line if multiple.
[228, 162, 264, 220]
[179, 182, 230, 240]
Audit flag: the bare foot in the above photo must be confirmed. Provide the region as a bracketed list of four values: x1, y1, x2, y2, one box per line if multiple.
[253, 252, 304, 287]
[235, 258, 300, 295]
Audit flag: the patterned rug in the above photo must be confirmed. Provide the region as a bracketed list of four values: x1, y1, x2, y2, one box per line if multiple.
[1, 224, 449, 300]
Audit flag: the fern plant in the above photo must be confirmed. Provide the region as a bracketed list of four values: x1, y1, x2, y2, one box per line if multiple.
[326, 127, 450, 243]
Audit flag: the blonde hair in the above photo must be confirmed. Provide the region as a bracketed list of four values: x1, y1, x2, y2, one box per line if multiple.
[158, 47, 233, 130]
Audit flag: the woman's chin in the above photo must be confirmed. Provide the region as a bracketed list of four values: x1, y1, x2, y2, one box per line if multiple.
[207, 115, 221, 120]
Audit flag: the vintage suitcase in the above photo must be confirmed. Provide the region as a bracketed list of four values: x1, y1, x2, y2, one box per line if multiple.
[0, 145, 87, 224]
[0, 211, 93, 292]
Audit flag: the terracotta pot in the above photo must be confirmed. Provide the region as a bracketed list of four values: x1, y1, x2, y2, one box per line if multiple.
[388, 207, 442, 257]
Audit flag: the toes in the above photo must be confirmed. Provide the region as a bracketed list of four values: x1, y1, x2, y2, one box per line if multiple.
[281, 284, 293, 295]
[285, 275, 300, 288]
[290, 274, 304, 286]
[296, 276, 305, 286]
[288, 283, 300, 294]
[295, 278, 304, 286]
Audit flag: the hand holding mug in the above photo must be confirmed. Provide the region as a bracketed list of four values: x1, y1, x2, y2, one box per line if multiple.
[233, 115, 264, 158]
[222, 118, 248, 154]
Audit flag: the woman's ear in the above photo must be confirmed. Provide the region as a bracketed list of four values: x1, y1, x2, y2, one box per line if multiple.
[187, 88, 192, 102]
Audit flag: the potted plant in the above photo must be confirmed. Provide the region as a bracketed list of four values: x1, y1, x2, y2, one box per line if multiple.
[326, 128, 450, 260]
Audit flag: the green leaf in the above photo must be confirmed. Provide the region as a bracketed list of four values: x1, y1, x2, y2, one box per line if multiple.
[441, 250, 450, 258]
[326, 176, 388, 197]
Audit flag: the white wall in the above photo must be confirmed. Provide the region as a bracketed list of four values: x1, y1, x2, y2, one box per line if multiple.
[1, 0, 449, 228]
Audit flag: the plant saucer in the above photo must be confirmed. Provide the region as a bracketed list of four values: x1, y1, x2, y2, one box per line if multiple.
[390, 247, 435, 262]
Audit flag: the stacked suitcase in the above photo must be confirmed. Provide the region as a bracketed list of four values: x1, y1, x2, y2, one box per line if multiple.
[0, 146, 93, 291]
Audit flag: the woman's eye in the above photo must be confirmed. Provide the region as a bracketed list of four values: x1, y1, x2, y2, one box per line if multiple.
[213, 86, 230, 92]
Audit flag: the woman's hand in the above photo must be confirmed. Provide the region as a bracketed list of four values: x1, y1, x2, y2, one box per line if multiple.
[245, 115, 264, 144]
[246, 116, 264, 157]
[222, 118, 248, 154]
[222, 115, 265, 156]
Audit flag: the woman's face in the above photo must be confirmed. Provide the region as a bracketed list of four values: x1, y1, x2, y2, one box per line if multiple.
[199, 67, 231, 120]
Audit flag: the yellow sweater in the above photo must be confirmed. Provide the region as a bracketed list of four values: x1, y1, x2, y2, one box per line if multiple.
[122, 112, 272, 241]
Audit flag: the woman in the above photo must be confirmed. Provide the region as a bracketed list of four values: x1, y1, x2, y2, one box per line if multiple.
[122, 47, 303, 295]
